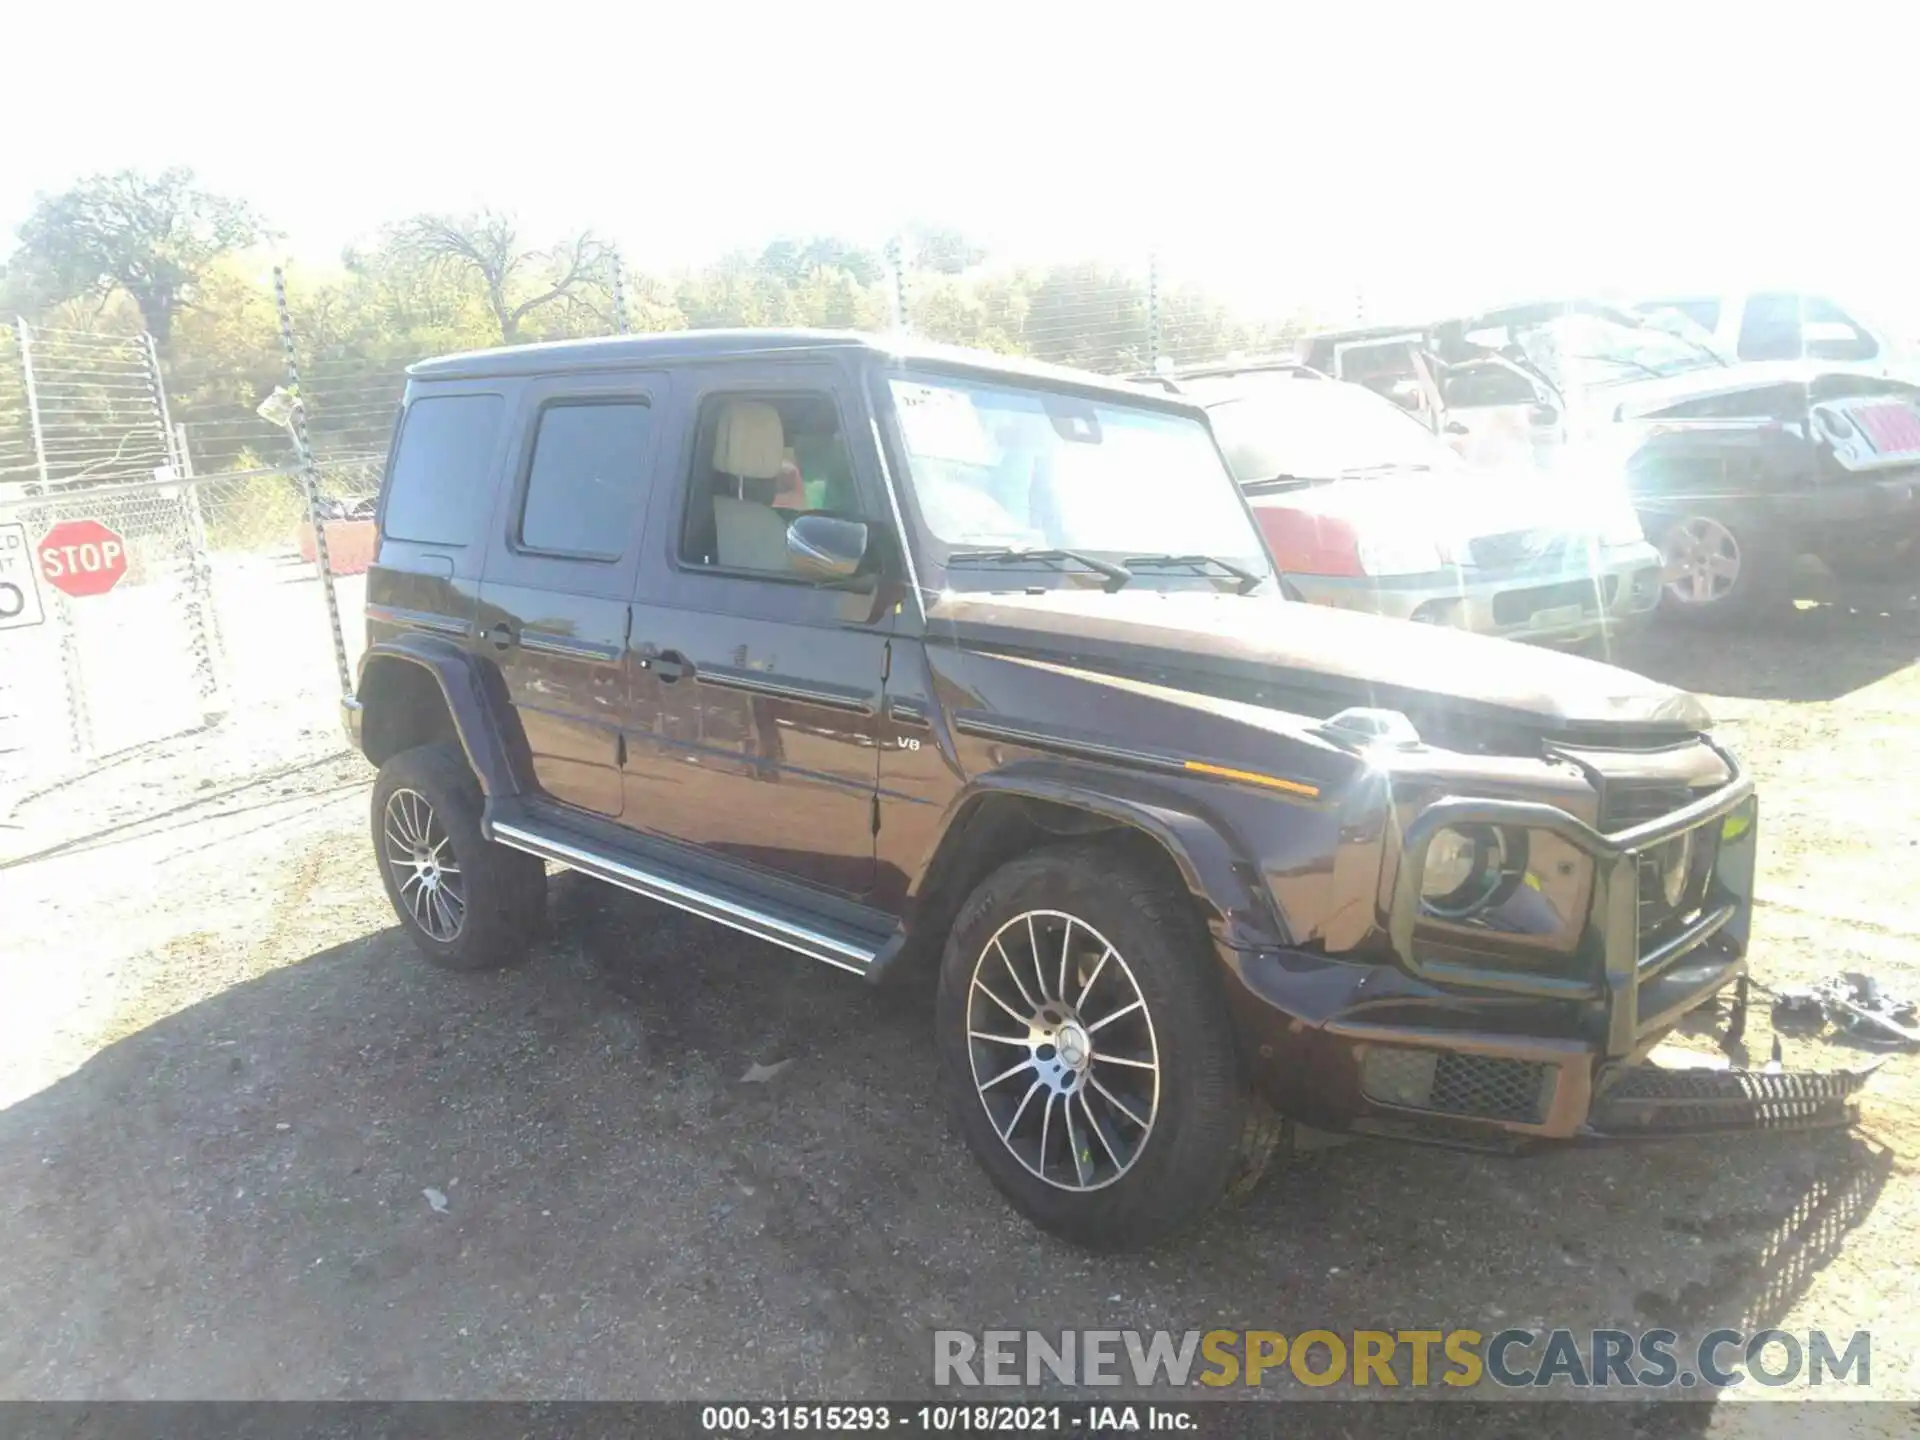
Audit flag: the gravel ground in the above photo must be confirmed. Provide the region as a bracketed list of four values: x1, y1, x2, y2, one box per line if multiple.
[0, 599, 1915, 1424]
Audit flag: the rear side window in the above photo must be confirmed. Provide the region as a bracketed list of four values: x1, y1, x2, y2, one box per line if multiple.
[382, 394, 505, 546]
[518, 401, 654, 559]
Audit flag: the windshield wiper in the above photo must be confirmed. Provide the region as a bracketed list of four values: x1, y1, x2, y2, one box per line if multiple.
[1338, 462, 1433, 478]
[946, 546, 1133, 592]
[1122, 552, 1264, 594]
[1240, 472, 1331, 494]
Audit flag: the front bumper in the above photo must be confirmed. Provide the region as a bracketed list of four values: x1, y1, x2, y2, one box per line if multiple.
[341, 694, 364, 751]
[1231, 755, 1874, 1143]
[1291, 542, 1663, 643]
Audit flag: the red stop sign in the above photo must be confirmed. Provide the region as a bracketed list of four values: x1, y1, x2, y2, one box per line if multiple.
[39, 519, 130, 598]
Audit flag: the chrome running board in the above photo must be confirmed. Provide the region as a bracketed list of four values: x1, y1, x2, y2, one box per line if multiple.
[491, 819, 879, 976]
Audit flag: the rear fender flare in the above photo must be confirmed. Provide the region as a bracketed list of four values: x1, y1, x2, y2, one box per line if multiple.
[355, 634, 530, 797]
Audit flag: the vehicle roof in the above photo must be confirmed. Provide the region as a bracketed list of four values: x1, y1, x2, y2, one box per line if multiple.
[1299, 322, 1437, 347]
[1124, 356, 1324, 395]
[406, 328, 1196, 408]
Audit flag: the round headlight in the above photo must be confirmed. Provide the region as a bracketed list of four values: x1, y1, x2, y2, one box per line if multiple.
[1420, 825, 1519, 919]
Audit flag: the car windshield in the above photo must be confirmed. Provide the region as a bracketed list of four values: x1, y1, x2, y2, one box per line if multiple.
[1474, 311, 1726, 391]
[1197, 380, 1460, 484]
[885, 373, 1271, 576]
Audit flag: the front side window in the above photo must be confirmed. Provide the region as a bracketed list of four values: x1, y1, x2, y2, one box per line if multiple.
[886, 374, 1270, 576]
[518, 401, 654, 559]
[679, 391, 863, 576]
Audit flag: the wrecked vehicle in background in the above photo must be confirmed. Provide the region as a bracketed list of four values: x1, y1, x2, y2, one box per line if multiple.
[1136, 360, 1663, 649]
[1301, 302, 1920, 622]
[1631, 290, 1909, 374]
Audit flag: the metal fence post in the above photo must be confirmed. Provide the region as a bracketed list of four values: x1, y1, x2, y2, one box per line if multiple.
[141, 332, 223, 712]
[1147, 251, 1162, 369]
[272, 266, 354, 699]
[886, 235, 909, 334]
[16, 318, 92, 756]
[610, 248, 631, 335]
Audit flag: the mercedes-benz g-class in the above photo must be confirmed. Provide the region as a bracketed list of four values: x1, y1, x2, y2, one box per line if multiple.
[344, 330, 1867, 1250]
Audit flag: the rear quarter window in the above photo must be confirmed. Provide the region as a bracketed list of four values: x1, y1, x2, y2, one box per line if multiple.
[381, 393, 506, 546]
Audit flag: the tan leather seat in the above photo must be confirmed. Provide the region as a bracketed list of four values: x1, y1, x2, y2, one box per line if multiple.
[710, 401, 792, 572]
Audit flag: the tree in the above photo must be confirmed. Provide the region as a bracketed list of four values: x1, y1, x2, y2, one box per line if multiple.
[387, 211, 615, 344]
[12, 168, 265, 347]
[907, 225, 986, 276]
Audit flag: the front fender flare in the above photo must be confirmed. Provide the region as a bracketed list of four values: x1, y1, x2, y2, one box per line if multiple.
[909, 758, 1292, 955]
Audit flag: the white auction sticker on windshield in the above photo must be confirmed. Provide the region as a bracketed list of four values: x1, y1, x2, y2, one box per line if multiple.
[890, 381, 995, 465]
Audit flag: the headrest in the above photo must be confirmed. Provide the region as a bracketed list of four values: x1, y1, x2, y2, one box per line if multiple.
[712, 401, 785, 481]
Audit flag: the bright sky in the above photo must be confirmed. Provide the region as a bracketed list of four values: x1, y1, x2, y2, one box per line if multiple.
[6, 1, 1919, 331]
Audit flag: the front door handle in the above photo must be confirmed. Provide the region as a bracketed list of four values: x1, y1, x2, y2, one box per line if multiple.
[486, 622, 516, 652]
[653, 648, 690, 683]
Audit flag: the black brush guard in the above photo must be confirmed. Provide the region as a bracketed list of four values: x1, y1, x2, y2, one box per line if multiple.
[1382, 749, 1877, 1137]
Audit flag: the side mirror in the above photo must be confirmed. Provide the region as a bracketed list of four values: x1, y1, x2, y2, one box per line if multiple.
[787, 513, 869, 581]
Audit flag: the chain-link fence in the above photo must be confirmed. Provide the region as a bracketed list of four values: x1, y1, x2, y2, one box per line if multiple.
[0, 297, 396, 811]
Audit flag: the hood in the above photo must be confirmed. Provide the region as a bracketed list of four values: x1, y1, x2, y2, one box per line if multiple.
[1591, 360, 1906, 419]
[927, 587, 1712, 739]
[1247, 462, 1633, 546]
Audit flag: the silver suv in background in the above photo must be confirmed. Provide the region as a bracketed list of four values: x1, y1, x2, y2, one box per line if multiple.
[1139, 362, 1663, 649]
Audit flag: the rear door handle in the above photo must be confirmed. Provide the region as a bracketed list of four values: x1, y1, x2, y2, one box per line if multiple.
[486, 622, 516, 652]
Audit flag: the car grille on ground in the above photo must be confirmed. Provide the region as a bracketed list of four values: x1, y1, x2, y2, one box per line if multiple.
[1588, 1064, 1873, 1134]
[1488, 576, 1617, 626]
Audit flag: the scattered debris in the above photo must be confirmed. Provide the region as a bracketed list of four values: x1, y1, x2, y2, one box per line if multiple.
[422, 1187, 449, 1214]
[1771, 973, 1920, 1049]
[739, 1059, 793, 1085]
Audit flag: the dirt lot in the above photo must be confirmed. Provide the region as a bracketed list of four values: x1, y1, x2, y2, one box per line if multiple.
[1, 597, 1916, 1421]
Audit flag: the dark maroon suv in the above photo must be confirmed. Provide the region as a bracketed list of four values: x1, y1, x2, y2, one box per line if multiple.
[344, 329, 1866, 1250]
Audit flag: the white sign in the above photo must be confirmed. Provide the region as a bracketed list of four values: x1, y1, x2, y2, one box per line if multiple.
[0, 520, 48, 630]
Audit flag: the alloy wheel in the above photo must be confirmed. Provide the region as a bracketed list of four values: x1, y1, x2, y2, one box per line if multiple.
[1662, 516, 1742, 606]
[965, 909, 1160, 1192]
[382, 787, 466, 941]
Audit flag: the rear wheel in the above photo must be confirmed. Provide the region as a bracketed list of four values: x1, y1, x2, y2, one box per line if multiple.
[1657, 514, 1788, 625]
[935, 841, 1253, 1250]
[371, 742, 545, 970]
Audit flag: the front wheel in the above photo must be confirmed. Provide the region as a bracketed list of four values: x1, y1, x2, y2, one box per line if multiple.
[935, 841, 1252, 1250]
[371, 742, 546, 971]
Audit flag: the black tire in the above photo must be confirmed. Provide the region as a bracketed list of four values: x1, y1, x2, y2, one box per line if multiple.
[1655, 513, 1790, 626]
[371, 741, 545, 971]
[935, 840, 1250, 1250]
[1819, 544, 1915, 587]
